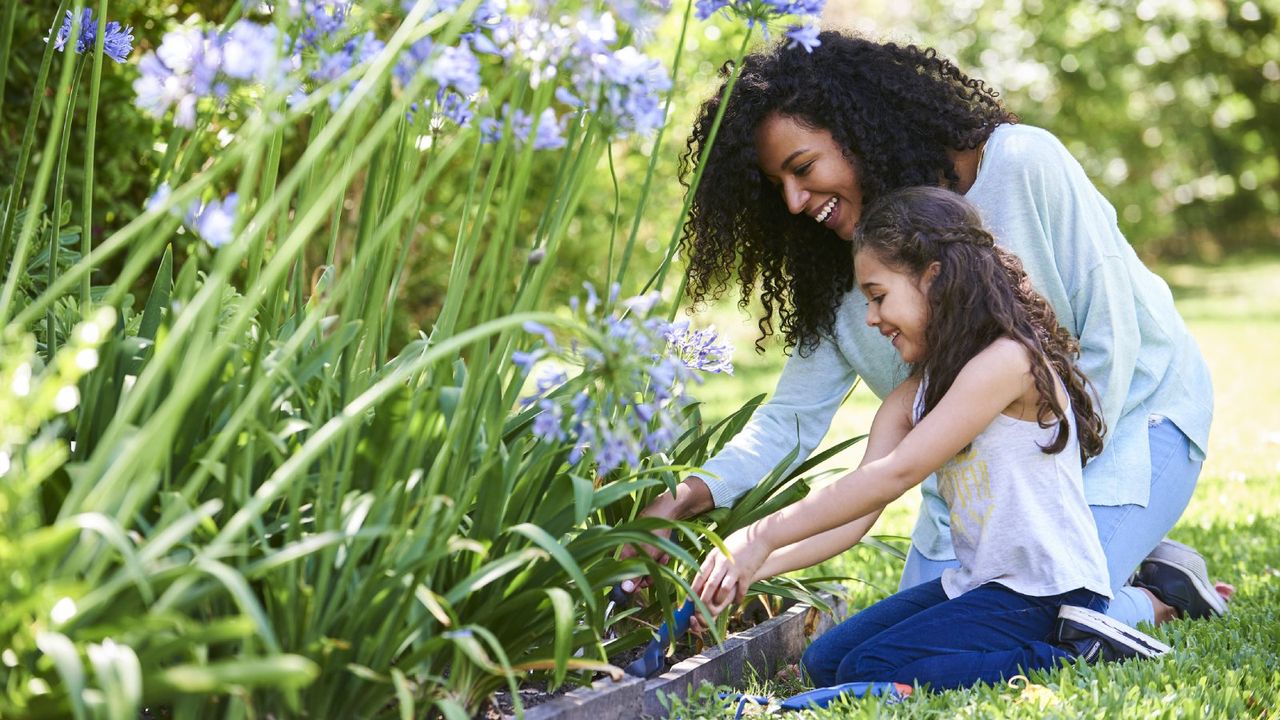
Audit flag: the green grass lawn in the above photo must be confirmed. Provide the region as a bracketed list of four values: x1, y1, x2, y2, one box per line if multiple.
[666, 259, 1280, 718]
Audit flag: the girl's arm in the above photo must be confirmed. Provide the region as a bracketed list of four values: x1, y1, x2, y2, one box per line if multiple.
[750, 377, 917, 580]
[693, 339, 1034, 614]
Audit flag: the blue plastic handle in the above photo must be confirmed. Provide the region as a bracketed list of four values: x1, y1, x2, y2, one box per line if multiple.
[778, 681, 911, 709]
[623, 599, 695, 678]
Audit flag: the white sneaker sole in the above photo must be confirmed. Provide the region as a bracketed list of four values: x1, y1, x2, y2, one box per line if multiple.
[1144, 554, 1229, 617]
[1058, 605, 1172, 658]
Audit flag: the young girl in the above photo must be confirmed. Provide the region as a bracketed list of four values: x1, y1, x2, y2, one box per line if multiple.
[691, 187, 1170, 690]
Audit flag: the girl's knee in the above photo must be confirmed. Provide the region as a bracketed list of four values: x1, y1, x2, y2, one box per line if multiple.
[800, 642, 838, 687]
[836, 646, 899, 684]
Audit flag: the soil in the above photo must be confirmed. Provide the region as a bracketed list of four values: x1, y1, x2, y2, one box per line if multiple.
[478, 681, 562, 719]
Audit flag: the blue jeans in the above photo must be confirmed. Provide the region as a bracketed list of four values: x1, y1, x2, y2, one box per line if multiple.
[900, 419, 1201, 627]
[801, 579, 1107, 690]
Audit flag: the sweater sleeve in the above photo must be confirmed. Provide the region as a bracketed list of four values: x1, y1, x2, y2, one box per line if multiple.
[697, 335, 858, 508]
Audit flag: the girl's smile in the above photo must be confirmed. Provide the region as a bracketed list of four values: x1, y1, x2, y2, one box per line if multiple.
[754, 113, 864, 241]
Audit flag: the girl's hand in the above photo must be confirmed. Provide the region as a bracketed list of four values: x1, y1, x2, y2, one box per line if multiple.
[691, 528, 768, 618]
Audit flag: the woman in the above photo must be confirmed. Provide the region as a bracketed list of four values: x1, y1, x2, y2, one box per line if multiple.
[632, 32, 1223, 631]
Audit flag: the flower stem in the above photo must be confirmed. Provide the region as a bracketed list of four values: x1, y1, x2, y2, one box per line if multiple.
[0, 0, 77, 328]
[0, 0, 17, 117]
[81, 0, 110, 306]
[0, 0, 71, 273]
[47, 60, 87, 356]
[648, 25, 755, 307]
[615, 0, 696, 290]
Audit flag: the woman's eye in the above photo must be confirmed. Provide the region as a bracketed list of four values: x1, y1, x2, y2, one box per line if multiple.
[796, 161, 813, 176]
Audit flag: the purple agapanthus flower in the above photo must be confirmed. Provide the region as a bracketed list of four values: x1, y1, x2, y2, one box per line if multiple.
[431, 42, 482, 96]
[312, 31, 386, 110]
[694, 0, 730, 20]
[133, 27, 218, 127]
[513, 281, 737, 475]
[785, 24, 821, 52]
[50, 8, 134, 63]
[134, 20, 293, 128]
[530, 108, 566, 150]
[532, 398, 566, 441]
[188, 194, 239, 248]
[291, 0, 352, 48]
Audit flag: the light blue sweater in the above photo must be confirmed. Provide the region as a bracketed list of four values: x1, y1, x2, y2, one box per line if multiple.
[698, 124, 1214, 561]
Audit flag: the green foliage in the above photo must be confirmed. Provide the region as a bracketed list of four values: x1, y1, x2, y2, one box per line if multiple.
[0, 1, 836, 717]
[905, 0, 1280, 259]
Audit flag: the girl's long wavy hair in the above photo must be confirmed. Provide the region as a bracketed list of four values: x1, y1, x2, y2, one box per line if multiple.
[854, 187, 1105, 463]
[679, 32, 1017, 355]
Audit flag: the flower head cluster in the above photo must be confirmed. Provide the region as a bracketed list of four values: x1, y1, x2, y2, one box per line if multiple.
[392, 0, 509, 125]
[134, 22, 292, 128]
[515, 284, 734, 475]
[49, 8, 134, 63]
[696, 0, 824, 51]
[578, 44, 672, 137]
[493, 10, 673, 139]
[287, 0, 353, 49]
[311, 31, 386, 110]
[480, 105, 565, 150]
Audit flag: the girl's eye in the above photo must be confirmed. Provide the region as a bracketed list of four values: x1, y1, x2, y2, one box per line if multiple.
[795, 161, 813, 176]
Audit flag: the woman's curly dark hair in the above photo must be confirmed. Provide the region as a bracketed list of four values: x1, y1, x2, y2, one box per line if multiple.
[854, 187, 1105, 463]
[679, 32, 1017, 355]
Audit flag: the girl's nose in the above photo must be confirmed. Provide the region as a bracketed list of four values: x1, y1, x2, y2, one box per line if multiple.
[781, 179, 808, 215]
[865, 305, 879, 327]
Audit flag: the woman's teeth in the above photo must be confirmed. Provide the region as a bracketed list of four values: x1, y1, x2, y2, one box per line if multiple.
[815, 197, 837, 223]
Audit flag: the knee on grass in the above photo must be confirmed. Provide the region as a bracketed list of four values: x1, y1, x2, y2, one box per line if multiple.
[834, 647, 902, 685]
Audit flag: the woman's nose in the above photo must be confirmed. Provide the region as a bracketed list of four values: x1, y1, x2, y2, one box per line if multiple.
[865, 305, 879, 327]
[781, 179, 808, 215]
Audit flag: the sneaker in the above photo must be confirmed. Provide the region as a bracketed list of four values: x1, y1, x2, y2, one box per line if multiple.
[1132, 538, 1228, 620]
[1052, 606, 1172, 663]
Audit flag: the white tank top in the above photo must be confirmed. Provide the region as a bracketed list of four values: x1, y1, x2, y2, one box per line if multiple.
[914, 375, 1112, 599]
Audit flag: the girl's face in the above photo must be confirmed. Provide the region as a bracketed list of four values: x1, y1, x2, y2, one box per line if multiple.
[854, 248, 939, 364]
[754, 113, 863, 241]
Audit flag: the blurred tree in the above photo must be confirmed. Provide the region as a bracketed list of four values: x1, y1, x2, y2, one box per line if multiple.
[828, 0, 1280, 260]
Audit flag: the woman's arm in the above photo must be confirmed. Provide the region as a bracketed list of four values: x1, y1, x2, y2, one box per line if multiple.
[693, 339, 1034, 614]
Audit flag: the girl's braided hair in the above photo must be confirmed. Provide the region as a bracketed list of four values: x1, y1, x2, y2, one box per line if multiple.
[854, 187, 1105, 463]
[679, 32, 1016, 355]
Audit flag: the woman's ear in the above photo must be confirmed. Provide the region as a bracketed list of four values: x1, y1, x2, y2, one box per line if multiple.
[919, 261, 942, 291]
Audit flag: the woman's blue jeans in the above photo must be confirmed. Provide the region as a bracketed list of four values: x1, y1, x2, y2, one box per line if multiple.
[801, 579, 1108, 689]
[900, 418, 1202, 627]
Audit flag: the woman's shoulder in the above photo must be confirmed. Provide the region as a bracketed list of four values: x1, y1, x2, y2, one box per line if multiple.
[983, 124, 1075, 169]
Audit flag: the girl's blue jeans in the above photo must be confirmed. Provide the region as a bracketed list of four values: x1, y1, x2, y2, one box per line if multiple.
[801, 579, 1108, 689]
[900, 418, 1201, 627]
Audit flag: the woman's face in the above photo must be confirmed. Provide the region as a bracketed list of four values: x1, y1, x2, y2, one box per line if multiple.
[854, 248, 938, 364]
[754, 113, 864, 241]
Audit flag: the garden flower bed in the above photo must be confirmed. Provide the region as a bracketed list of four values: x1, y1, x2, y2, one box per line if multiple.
[0, 1, 842, 718]
[481, 594, 847, 720]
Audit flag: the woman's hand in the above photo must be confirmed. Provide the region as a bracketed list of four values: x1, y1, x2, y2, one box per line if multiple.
[691, 527, 770, 620]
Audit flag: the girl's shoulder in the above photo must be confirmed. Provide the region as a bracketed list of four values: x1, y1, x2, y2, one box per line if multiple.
[966, 337, 1034, 383]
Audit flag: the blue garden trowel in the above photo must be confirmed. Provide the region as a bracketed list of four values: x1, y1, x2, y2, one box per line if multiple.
[616, 591, 697, 678]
